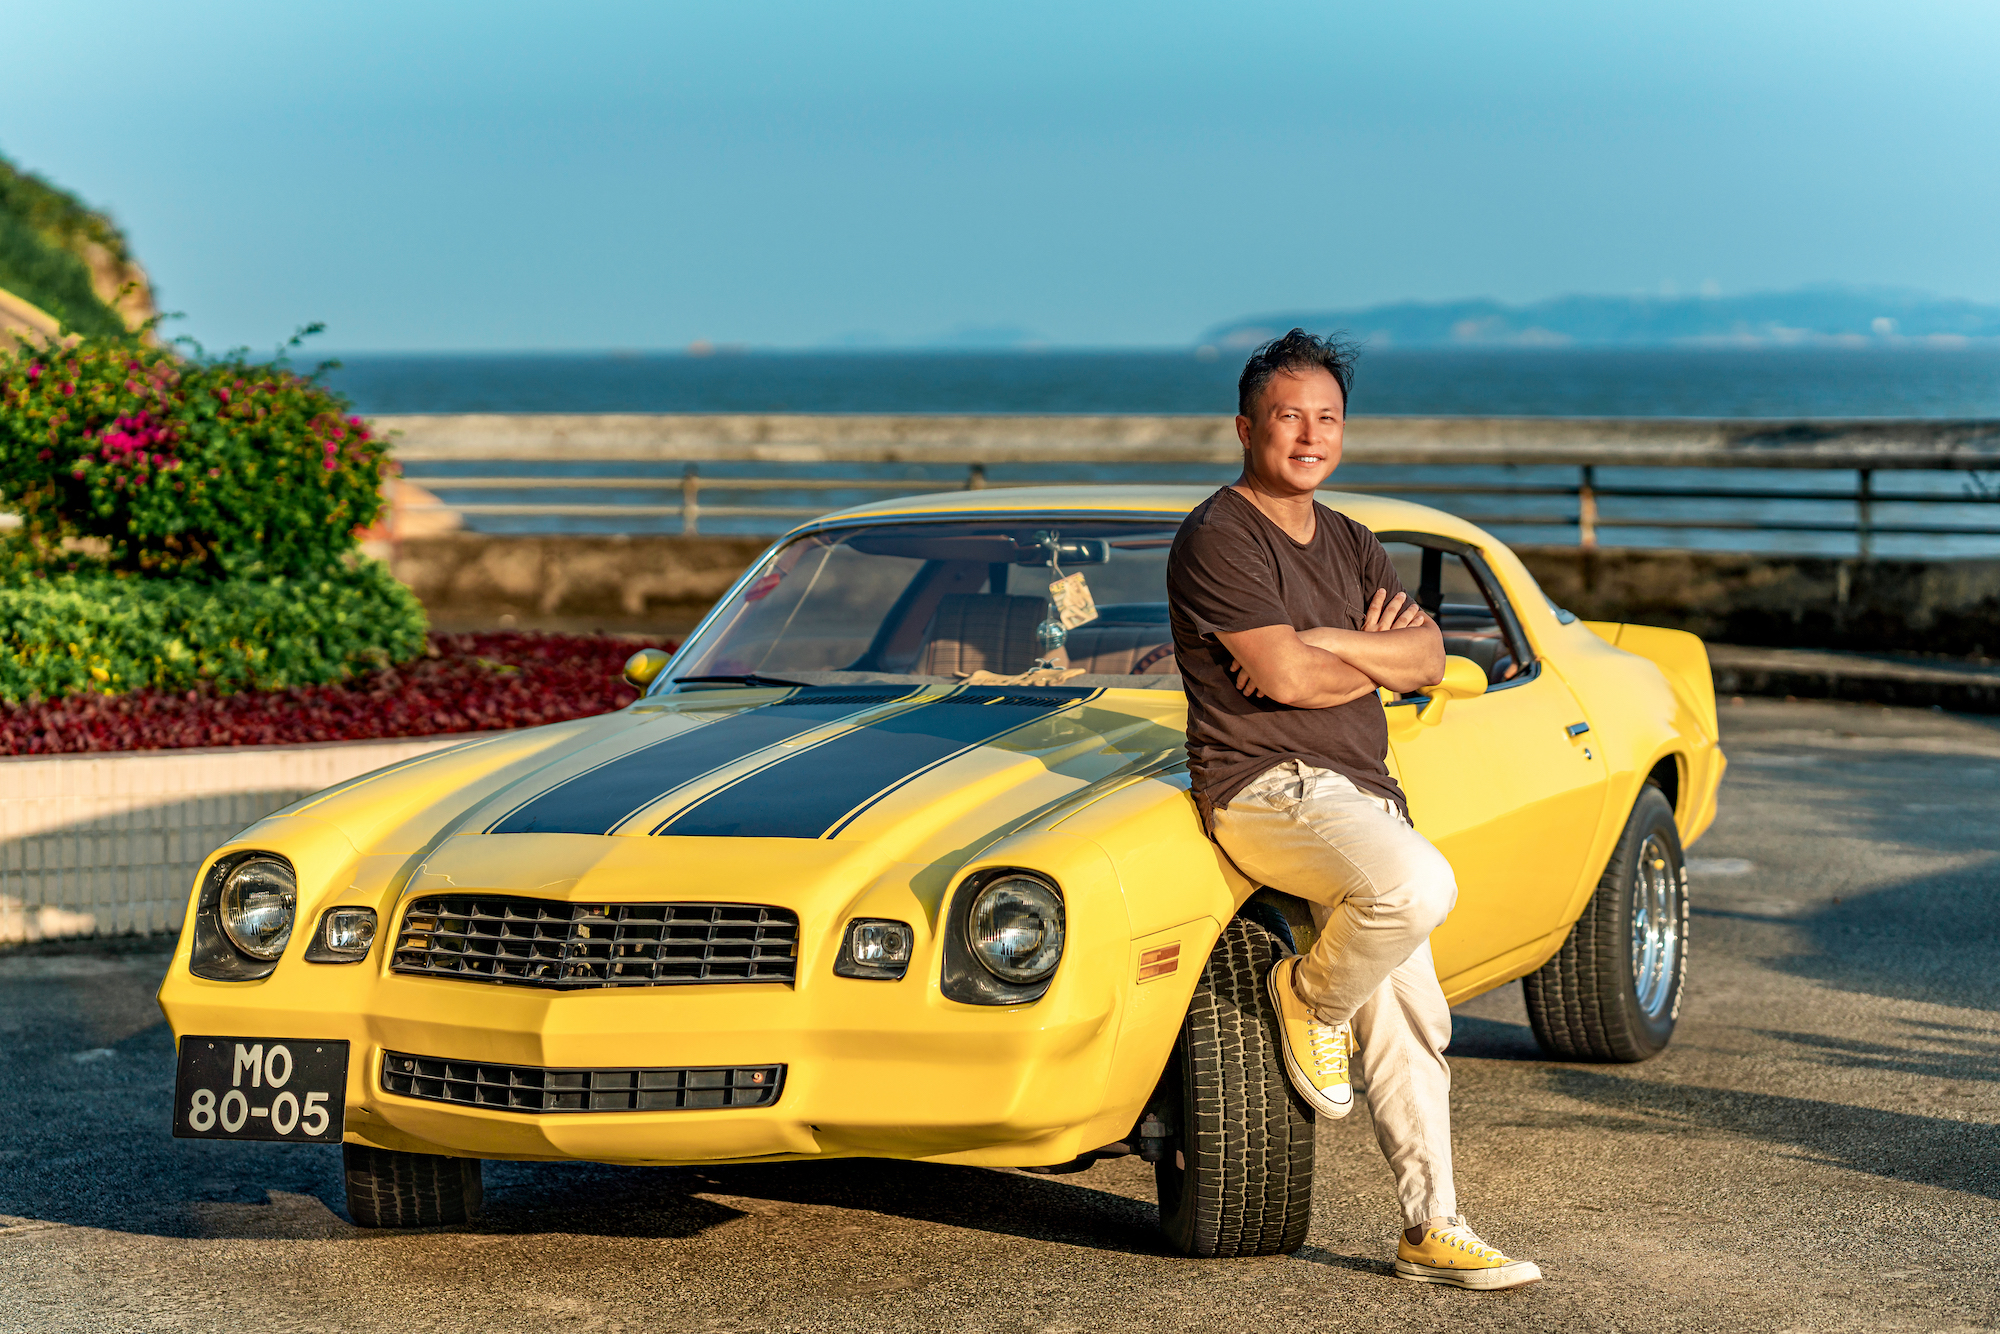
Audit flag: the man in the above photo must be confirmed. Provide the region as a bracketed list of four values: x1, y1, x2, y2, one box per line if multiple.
[1165, 328, 1541, 1290]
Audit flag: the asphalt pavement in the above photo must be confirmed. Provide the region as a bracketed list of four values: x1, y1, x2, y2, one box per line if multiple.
[2, 696, 1996, 1333]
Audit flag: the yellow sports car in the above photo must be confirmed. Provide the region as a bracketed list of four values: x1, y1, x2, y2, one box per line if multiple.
[159, 485, 1722, 1257]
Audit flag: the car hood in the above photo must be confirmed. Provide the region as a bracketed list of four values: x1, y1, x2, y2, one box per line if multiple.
[275, 683, 1189, 878]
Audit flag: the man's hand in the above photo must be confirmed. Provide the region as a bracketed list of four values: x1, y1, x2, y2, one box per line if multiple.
[1361, 588, 1431, 634]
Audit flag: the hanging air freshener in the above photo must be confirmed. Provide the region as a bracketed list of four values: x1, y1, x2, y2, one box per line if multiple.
[1049, 571, 1098, 631]
[1031, 530, 1072, 665]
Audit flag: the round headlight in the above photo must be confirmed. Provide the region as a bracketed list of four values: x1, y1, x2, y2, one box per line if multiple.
[218, 857, 297, 961]
[967, 875, 1065, 984]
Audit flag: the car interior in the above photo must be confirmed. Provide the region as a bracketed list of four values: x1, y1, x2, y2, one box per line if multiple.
[669, 521, 1534, 694]
[1379, 539, 1536, 698]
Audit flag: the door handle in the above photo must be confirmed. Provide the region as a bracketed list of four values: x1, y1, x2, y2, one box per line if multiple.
[1565, 721, 1591, 738]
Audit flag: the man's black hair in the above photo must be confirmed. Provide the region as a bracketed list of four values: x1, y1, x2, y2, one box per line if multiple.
[1237, 327, 1357, 418]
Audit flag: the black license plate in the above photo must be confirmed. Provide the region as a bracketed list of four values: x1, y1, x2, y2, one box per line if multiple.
[173, 1036, 348, 1143]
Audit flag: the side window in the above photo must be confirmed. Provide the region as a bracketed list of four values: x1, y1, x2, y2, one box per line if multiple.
[1380, 540, 1535, 690]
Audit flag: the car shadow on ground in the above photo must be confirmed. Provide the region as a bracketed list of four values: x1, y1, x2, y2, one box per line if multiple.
[1545, 1068, 2000, 1202]
[1445, 1015, 1544, 1060]
[473, 1156, 1173, 1255]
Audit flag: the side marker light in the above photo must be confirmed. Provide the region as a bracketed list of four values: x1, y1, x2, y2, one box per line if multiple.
[1137, 942, 1181, 983]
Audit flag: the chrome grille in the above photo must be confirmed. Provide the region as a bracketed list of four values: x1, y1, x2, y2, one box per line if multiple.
[381, 1050, 784, 1112]
[391, 896, 799, 989]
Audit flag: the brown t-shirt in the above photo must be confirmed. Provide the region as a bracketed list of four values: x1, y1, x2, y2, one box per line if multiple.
[1167, 486, 1411, 826]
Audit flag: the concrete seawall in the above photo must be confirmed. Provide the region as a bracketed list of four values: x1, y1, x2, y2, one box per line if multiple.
[377, 412, 2000, 469]
[389, 532, 2000, 656]
[1524, 548, 2000, 656]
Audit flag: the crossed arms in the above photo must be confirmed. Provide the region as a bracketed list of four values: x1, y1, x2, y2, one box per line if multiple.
[1216, 589, 1447, 709]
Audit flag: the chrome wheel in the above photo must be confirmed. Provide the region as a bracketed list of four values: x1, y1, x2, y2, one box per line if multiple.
[1525, 784, 1684, 1062]
[1629, 832, 1683, 1022]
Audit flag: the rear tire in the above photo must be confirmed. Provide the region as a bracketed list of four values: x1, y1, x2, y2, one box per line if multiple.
[1155, 915, 1315, 1257]
[343, 1144, 484, 1228]
[1524, 783, 1687, 1062]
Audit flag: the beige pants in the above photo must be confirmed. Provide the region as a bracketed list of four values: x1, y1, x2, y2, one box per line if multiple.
[1211, 759, 1459, 1227]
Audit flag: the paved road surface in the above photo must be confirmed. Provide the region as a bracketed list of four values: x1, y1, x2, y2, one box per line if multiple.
[2, 697, 1996, 1332]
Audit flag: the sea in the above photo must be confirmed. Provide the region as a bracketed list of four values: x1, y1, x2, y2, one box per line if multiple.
[322, 345, 2000, 556]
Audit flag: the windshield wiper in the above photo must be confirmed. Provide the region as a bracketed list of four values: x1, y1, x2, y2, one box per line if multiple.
[671, 673, 813, 689]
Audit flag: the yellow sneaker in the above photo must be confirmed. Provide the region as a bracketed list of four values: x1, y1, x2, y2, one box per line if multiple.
[1264, 956, 1353, 1118]
[1395, 1216, 1543, 1290]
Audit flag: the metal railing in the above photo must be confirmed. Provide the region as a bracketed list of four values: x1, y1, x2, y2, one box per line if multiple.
[376, 414, 2000, 553]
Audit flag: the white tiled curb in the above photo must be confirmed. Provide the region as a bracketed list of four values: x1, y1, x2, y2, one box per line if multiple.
[0, 735, 480, 941]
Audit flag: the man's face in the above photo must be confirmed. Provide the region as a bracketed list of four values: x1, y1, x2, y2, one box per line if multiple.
[1235, 367, 1345, 496]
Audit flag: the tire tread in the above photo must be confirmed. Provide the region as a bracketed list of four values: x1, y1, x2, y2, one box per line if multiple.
[1158, 916, 1315, 1257]
[343, 1144, 483, 1228]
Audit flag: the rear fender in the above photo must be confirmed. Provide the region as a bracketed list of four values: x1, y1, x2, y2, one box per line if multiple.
[1580, 620, 1726, 854]
[1582, 622, 1718, 744]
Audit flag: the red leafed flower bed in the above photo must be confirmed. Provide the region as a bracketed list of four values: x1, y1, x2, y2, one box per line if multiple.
[0, 632, 674, 756]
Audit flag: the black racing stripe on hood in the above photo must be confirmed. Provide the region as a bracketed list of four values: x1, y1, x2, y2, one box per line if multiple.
[487, 690, 913, 835]
[651, 692, 1085, 840]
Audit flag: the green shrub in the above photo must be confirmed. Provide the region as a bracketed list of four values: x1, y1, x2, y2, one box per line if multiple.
[0, 561, 428, 704]
[0, 334, 390, 579]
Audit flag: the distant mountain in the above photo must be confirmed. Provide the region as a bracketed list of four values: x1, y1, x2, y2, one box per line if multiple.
[1204, 287, 2000, 350]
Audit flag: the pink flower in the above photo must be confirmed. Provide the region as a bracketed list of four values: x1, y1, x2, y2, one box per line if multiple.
[26, 364, 41, 381]
[37, 449, 51, 461]
[61, 383, 74, 396]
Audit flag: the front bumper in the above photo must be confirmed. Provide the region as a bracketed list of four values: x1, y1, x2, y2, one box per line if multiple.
[159, 954, 1126, 1168]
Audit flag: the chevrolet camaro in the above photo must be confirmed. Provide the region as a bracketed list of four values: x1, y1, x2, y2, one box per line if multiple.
[159, 485, 1723, 1257]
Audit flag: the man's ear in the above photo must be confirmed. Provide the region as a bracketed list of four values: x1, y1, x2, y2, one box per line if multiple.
[1234, 415, 1252, 449]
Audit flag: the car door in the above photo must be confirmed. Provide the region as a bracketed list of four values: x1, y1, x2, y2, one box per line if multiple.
[1378, 536, 1609, 983]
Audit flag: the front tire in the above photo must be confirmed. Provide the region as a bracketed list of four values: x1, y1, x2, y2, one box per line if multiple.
[1524, 783, 1687, 1062]
[343, 1144, 483, 1228]
[1155, 916, 1315, 1257]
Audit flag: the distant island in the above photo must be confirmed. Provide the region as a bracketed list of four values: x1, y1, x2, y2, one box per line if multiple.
[1204, 287, 2000, 350]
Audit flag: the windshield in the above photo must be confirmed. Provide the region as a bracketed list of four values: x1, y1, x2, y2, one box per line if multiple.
[664, 519, 1185, 691]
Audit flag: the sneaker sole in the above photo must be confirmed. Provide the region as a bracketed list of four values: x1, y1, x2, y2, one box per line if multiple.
[1265, 960, 1354, 1120]
[1393, 1259, 1543, 1291]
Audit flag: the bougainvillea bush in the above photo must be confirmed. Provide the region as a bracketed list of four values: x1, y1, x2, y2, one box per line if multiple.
[0, 632, 671, 756]
[0, 332, 428, 703]
[0, 335, 389, 578]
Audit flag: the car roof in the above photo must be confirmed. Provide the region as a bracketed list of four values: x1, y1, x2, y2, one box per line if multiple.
[797, 483, 1497, 547]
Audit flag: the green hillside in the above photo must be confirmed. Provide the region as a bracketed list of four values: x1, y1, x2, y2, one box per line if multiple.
[0, 155, 139, 338]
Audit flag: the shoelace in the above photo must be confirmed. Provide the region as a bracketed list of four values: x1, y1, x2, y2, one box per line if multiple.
[1427, 1219, 1506, 1263]
[1308, 1022, 1349, 1079]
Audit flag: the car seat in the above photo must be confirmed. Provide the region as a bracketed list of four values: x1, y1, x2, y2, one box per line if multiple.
[916, 594, 1047, 676]
[1061, 624, 1177, 675]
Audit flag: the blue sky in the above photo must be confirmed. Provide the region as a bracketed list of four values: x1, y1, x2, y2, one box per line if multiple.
[4, 1, 1997, 350]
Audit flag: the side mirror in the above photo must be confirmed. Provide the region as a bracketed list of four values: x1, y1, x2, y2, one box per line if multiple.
[622, 648, 672, 691]
[1417, 655, 1489, 724]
